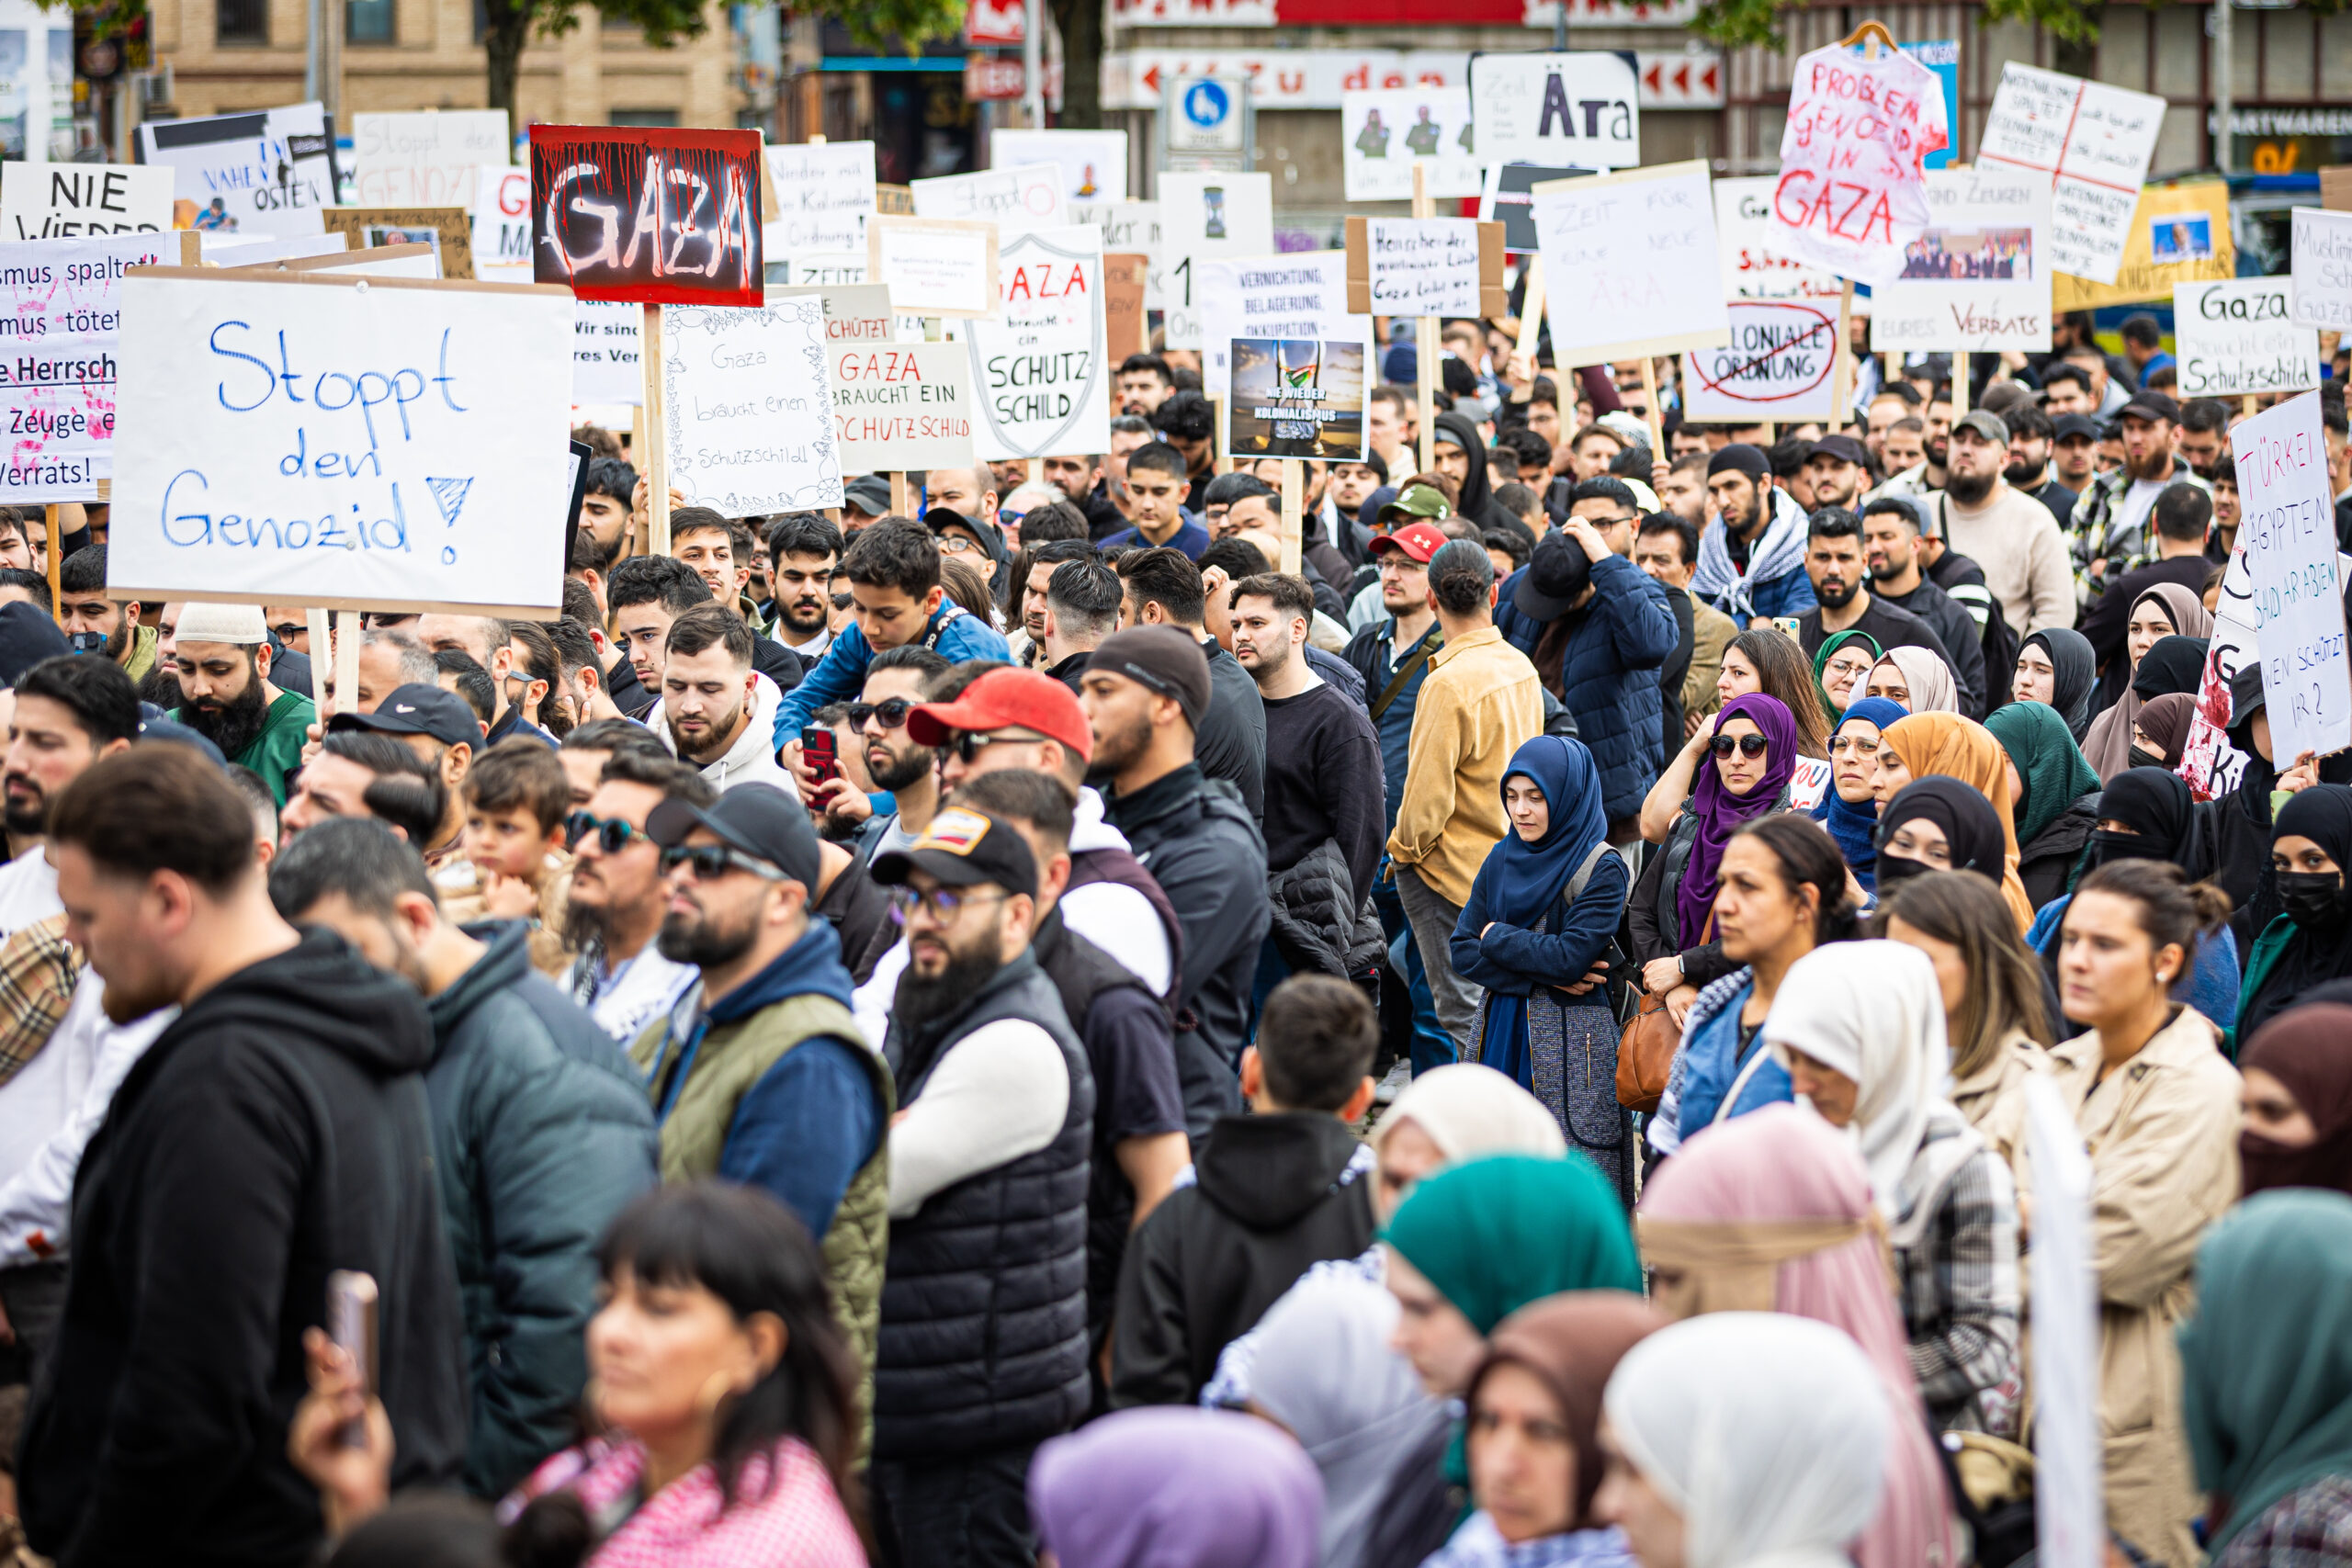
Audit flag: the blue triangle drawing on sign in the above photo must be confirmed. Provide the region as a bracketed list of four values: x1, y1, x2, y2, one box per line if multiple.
[426, 477, 473, 529]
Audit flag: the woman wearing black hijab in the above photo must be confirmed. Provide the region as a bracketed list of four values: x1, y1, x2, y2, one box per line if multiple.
[1433, 410, 1520, 533]
[2018, 627, 2098, 742]
[2236, 784, 2352, 1051]
[1872, 776, 2012, 892]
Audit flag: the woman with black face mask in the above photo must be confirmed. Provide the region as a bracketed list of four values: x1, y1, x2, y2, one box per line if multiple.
[2234, 784, 2352, 1052]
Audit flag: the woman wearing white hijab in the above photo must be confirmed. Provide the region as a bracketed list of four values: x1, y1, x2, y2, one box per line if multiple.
[1595, 1314, 1888, 1568]
[1762, 940, 2022, 1437]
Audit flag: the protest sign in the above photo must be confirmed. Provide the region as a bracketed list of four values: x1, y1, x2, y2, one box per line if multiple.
[322, 208, 474, 280]
[2291, 208, 2352, 332]
[1159, 172, 1273, 349]
[199, 231, 349, 266]
[1713, 175, 1842, 301]
[0, 231, 199, 504]
[0, 164, 173, 239]
[236, 243, 442, 280]
[774, 253, 873, 289]
[763, 141, 876, 256]
[1480, 163, 1590, 253]
[1682, 298, 1843, 423]
[108, 268, 574, 615]
[528, 126, 763, 306]
[2025, 1077, 2103, 1568]
[831, 341, 973, 473]
[1466, 52, 1640, 172]
[573, 299, 644, 405]
[660, 296, 843, 514]
[1196, 252, 1371, 404]
[350, 110, 510, 207]
[1977, 63, 2164, 287]
[1344, 218, 1507, 319]
[136, 104, 339, 239]
[2181, 558, 2253, 803]
[991, 130, 1128, 203]
[1341, 87, 1480, 203]
[1073, 200, 1161, 308]
[1105, 254, 1148, 360]
[1770, 43, 1948, 285]
[963, 226, 1109, 463]
[868, 218, 1000, 318]
[2233, 392, 2352, 761]
[1869, 167, 2052, 353]
[2052, 180, 2233, 311]
[912, 164, 1068, 233]
[1532, 161, 1729, 365]
[2175, 279, 2321, 400]
[1227, 337, 1365, 460]
[472, 167, 532, 278]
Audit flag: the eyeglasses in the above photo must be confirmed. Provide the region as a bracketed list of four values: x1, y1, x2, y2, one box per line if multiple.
[1593, 514, 1640, 529]
[945, 728, 1040, 763]
[268, 621, 302, 643]
[939, 534, 984, 557]
[1710, 733, 1770, 759]
[660, 843, 785, 882]
[566, 811, 645, 854]
[847, 697, 914, 731]
[888, 886, 1009, 927]
[1827, 733, 1880, 758]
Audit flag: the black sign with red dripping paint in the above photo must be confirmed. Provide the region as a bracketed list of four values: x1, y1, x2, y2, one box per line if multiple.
[529, 126, 764, 306]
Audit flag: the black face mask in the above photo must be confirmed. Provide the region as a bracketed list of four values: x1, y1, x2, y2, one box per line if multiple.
[1874, 851, 1929, 889]
[2277, 870, 2348, 930]
[2127, 746, 2164, 772]
[2090, 828, 2156, 868]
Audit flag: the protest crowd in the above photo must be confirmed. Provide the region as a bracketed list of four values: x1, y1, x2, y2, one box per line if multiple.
[7, 34, 2352, 1568]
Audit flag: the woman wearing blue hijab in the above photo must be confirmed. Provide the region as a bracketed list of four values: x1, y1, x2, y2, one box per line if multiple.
[1814, 695, 1906, 892]
[1451, 735, 1634, 1205]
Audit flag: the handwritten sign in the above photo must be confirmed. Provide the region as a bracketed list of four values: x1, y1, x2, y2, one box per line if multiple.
[1227, 337, 1365, 460]
[763, 141, 876, 257]
[1073, 199, 1161, 309]
[1341, 87, 1480, 203]
[1105, 253, 1148, 360]
[1196, 252, 1371, 405]
[0, 164, 173, 239]
[1713, 175, 1842, 302]
[2234, 391, 2351, 760]
[1532, 160, 1730, 363]
[472, 167, 532, 279]
[322, 207, 475, 280]
[136, 104, 338, 240]
[1467, 51, 1641, 173]
[1480, 163, 1591, 254]
[109, 269, 574, 615]
[867, 217, 999, 318]
[770, 284, 972, 472]
[1682, 299, 1841, 423]
[1870, 167, 2052, 353]
[964, 225, 1109, 463]
[912, 164, 1067, 234]
[528, 126, 763, 306]
[991, 130, 1128, 203]
[2291, 208, 2352, 332]
[350, 110, 510, 207]
[1977, 63, 2164, 287]
[1350, 218, 1499, 318]
[2175, 279, 2321, 400]
[660, 297, 843, 513]
[573, 299, 644, 406]
[1770, 43, 1948, 285]
[2053, 179, 2233, 311]
[1159, 172, 1273, 350]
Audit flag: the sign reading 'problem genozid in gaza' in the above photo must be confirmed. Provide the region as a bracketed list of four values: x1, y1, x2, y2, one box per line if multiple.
[529, 126, 763, 306]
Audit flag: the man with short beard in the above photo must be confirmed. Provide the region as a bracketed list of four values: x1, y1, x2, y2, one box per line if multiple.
[168, 602, 317, 807]
[0, 656, 138, 931]
[2001, 403, 2078, 529]
[650, 604, 788, 794]
[2064, 389, 2211, 606]
[815, 645, 952, 847]
[1800, 434, 1871, 513]
[562, 749, 714, 1043]
[55, 546, 156, 682]
[1794, 508, 1979, 716]
[1924, 411, 2075, 640]
[763, 513, 841, 669]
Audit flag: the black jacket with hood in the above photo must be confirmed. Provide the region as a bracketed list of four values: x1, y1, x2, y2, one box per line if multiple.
[21, 930, 467, 1568]
[1107, 1111, 1375, 1407]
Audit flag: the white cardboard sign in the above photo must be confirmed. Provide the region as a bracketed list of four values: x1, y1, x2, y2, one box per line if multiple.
[763, 141, 877, 257]
[136, 103, 338, 239]
[1466, 51, 1641, 173]
[868, 218, 1000, 319]
[661, 298, 845, 514]
[2290, 207, 2352, 333]
[1681, 299, 1841, 423]
[964, 226, 1110, 463]
[1072, 199, 1162, 310]
[2175, 278, 2321, 400]
[1341, 87, 1481, 203]
[912, 164, 1068, 234]
[1713, 175, 1843, 302]
[0, 164, 173, 240]
[2024, 1077, 2103, 1568]
[572, 299, 645, 407]
[1364, 219, 1485, 318]
[1159, 172, 1275, 350]
[1976, 63, 2164, 287]
[349, 110, 510, 208]
[990, 130, 1129, 203]
[1869, 167, 2052, 354]
[772, 283, 975, 472]
[109, 270, 574, 613]
[0, 233, 188, 503]
[1532, 160, 1729, 364]
[2234, 391, 2352, 761]
[1197, 251, 1372, 404]
[472, 167, 532, 279]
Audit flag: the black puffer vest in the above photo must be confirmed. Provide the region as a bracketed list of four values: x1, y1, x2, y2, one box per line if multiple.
[876, 952, 1095, 1461]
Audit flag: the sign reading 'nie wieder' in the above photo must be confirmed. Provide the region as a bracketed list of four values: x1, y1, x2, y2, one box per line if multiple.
[529, 126, 763, 306]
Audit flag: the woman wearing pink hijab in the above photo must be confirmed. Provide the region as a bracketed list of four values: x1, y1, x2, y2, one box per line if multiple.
[1633, 1102, 1961, 1568]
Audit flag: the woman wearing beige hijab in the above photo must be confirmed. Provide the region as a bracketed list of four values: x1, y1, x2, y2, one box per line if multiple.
[2081, 582, 2211, 781]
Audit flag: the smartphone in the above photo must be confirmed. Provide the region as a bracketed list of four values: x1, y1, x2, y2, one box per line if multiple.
[800, 726, 841, 784]
[326, 1270, 378, 1450]
[1770, 615, 1804, 643]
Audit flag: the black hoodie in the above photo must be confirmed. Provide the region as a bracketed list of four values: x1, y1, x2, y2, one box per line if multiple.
[22, 930, 467, 1568]
[1107, 1111, 1374, 1407]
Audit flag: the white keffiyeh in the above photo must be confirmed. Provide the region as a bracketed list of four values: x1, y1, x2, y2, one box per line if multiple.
[1692, 485, 1811, 624]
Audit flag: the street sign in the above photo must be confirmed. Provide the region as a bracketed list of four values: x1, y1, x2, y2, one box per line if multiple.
[1159, 73, 1253, 173]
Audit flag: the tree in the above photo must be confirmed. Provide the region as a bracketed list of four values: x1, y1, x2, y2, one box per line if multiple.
[1691, 0, 2346, 61]
[1050, 0, 1103, 129]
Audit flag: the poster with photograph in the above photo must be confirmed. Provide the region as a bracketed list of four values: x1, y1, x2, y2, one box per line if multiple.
[1227, 337, 1365, 460]
[2053, 180, 2233, 311]
[991, 130, 1129, 203]
[136, 103, 339, 239]
[1341, 87, 1480, 203]
[1869, 167, 2052, 353]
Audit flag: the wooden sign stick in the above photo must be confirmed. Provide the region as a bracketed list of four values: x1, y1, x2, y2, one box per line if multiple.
[1830, 282, 1856, 428]
[41, 506, 59, 610]
[307, 610, 337, 720]
[641, 302, 673, 556]
[1280, 459, 1303, 576]
[891, 472, 910, 517]
[1414, 162, 1440, 480]
[1954, 348, 1971, 417]
[1516, 258, 1546, 361]
[1640, 358, 1668, 460]
[334, 610, 360, 731]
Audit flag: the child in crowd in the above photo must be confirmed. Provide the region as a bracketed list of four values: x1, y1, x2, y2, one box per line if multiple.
[459, 738, 576, 976]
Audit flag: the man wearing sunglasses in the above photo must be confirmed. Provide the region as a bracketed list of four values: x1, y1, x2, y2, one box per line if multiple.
[562, 750, 714, 1045]
[817, 646, 953, 852]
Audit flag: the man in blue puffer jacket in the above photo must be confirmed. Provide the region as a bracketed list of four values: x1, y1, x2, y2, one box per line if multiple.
[1494, 484, 1679, 831]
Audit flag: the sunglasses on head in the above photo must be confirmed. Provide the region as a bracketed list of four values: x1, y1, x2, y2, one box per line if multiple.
[1710, 733, 1770, 759]
[565, 811, 644, 854]
[847, 697, 914, 731]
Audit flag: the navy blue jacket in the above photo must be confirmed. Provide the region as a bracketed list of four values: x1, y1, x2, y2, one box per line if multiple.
[1495, 552, 1679, 823]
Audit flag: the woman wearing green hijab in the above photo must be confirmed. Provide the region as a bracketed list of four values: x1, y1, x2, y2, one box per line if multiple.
[2180, 1190, 2352, 1564]
[1986, 700, 2103, 910]
[1361, 1154, 1642, 1568]
[1812, 627, 1884, 725]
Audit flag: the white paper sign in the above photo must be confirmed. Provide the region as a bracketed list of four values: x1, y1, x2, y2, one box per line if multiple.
[912, 164, 1067, 233]
[991, 130, 1128, 203]
[2290, 208, 2352, 333]
[1682, 299, 1841, 423]
[109, 271, 574, 612]
[1467, 51, 1641, 172]
[1532, 160, 1730, 364]
[350, 110, 510, 208]
[2233, 391, 2352, 760]
[2024, 1076, 2102, 1568]
[1073, 199, 1162, 310]
[137, 103, 338, 239]
[661, 298, 844, 514]
[965, 226, 1110, 463]
[0, 233, 186, 502]
[1713, 175, 1843, 302]
[1869, 167, 2052, 354]
[1197, 251, 1372, 403]
[772, 286, 974, 474]
[0, 164, 173, 240]
[1770, 44, 1949, 287]
[2175, 279, 2321, 400]
[1341, 87, 1481, 203]
[763, 141, 877, 257]
[869, 219, 998, 318]
[1977, 63, 2164, 287]
[1159, 172, 1274, 350]
[198, 231, 349, 266]
[1365, 219, 1484, 318]
[472, 167, 532, 279]
[573, 299, 645, 407]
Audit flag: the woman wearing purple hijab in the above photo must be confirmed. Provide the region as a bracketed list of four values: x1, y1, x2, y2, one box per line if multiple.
[1029, 1407, 1322, 1568]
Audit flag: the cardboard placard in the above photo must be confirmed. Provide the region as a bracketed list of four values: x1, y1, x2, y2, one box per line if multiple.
[2290, 208, 2352, 333]
[769, 285, 973, 473]
[1681, 298, 1843, 423]
[1196, 252, 1370, 404]
[990, 130, 1129, 203]
[472, 167, 532, 279]
[321, 208, 474, 280]
[573, 299, 644, 406]
[1479, 163, 1591, 254]
[2052, 179, 2233, 311]
[350, 110, 511, 208]
[1977, 63, 2165, 287]
[0, 164, 173, 240]
[528, 126, 763, 306]
[1226, 336, 1365, 460]
[1073, 199, 1161, 308]
[1712, 175, 1843, 302]
[964, 226, 1110, 463]
[763, 141, 877, 256]
[1105, 252, 1148, 361]
[2175, 279, 2321, 400]
[1344, 217, 1507, 319]
[108, 268, 575, 615]
[2234, 391, 2352, 760]
[1869, 167, 2052, 353]
[911, 164, 1068, 234]
[231, 243, 441, 280]
[1770, 44, 1949, 286]
[867, 217, 1000, 319]
[1341, 87, 1480, 203]
[659, 296, 843, 513]
[136, 104, 339, 240]
[1532, 161, 1730, 364]
[1159, 172, 1274, 350]
[1466, 51, 1641, 173]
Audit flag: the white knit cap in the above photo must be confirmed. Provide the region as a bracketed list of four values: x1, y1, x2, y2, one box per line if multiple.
[171, 602, 268, 647]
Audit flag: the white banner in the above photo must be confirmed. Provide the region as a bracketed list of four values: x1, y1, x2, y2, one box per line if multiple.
[572, 299, 644, 407]
[1341, 87, 1481, 203]
[1869, 167, 2052, 354]
[1681, 299, 1841, 423]
[1467, 51, 1641, 172]
[2234, 392, 2352, 761]
[2175, 278, 2321, 400]
[1364, 219, 1485, 318]
[991, 130, 1129, 203]
[0, 232, 188, 502]
[2290, 207, 2352, 333]
[349, 110, 509, 208]
[136, 103, 338, 240]
[1534, 161, 1730, 364]
[0, 164, 173, 240]
[109, 270, 573, 613]
[912, 164, 1068, 233]
[661, 298, 844, 514]
[763, 141, 877, 257]
[1197, 251, 1371, 404]
[965, 226, 1110, 463]
[1977, 63, 2164, 287]
[1159, 172, 1274, 350]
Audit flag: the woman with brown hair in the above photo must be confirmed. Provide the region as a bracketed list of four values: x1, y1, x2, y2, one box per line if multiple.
[1707, 628, 1830, 759]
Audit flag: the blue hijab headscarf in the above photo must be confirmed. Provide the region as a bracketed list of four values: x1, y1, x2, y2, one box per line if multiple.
[1813, 696, 1906, 892]
[1491, 734, 1611, 928]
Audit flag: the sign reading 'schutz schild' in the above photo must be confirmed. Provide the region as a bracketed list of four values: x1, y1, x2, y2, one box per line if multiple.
[529, 126, 763, 306]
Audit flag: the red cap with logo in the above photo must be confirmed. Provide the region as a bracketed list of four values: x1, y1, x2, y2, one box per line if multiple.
[1368, 521, 1451, 564]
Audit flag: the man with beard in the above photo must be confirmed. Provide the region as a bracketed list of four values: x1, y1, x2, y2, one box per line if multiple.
[564, 750, 714, 1043]
[2050, 411, 2101, 497]
[2003, 403, 2078, 529]
[55, 547, 156, 683]
[2175, 397, 2229, 478]
[1793, 508, 1979, 715]
[1859, 497, 2005, 708]
[1800, 434, 1871, 513]
[136, 603, 183, 712]
[648, 604, 788, 794]
[418, 615, 559, 750]
[763, 513, 842, 669]
[577, 457, 637, 565]
[812, 645, 950, 846]
[867, 805, 1091, 1568]
[1692, 444, 1817, 625]
[631, 783, 893, 1425]
[168, 603, 316, 807]
[1114, 353, 1175, 418]
[1925, 411, 2076, 640]
[0, 657, 137, 931]
[1017, 539, 1098, 668]
[2063, 388, 2210, 609]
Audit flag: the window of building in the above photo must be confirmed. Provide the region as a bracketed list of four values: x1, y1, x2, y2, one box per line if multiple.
[217, 0, 268, 44]
[608, 109, 677, 127]
[347, 0, 394, 42]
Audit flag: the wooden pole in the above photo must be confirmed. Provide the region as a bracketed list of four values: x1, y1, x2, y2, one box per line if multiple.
[2243, 394, 2257, 421]
[40, 505, 58, 611]
[1830, 283, 1856, 428]
[1953, 347, 1970, 417]
[1413, 162, 1439, 481]
[890, 471, 910, 517]
[1515, 258, 1545, 362]
[1279, 458, 1302, 575]
[1639, 358, 1667, 460]
[1211, 397, 1233, 476]
[307, 609, 337, 716]
[640, 302, 672, 557]
[1026, 457, 1043, 487]
[334, 611, 360, 732]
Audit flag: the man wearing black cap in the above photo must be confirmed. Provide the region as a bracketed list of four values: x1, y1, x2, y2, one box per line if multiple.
[2064, 388, 2210, 607]
[841, 476, 892, 530]
[866, 806, 1092, 1567]
[2001, 405, 2079, 530]
[313, 682, 485, 876]
[1927, 410, 2076, 639]
[2050, 410, 2101, 498]
[1802, 434, 1872, 513]
[1690, 443, 1817, 625]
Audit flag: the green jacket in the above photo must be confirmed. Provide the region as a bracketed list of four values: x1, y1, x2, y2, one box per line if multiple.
[2231, 912, 2296, 1058]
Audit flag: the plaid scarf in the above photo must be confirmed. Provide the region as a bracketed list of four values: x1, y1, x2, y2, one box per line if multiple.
[0, 914, 79, 1087]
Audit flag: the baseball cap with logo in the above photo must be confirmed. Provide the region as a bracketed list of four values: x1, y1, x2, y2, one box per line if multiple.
[1376, 483, 1453, 527]
[1369, 521, 1450, 564]
[327, 683, 483, 750]
[907, 667, 1093, 761]
[870, 806, 1038, 899]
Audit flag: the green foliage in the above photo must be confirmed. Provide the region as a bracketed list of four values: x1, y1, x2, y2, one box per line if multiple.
[1690, 0, 2107, 54]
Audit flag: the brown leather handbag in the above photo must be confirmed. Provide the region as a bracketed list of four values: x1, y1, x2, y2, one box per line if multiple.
[1618, 911, 1708, 1115]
